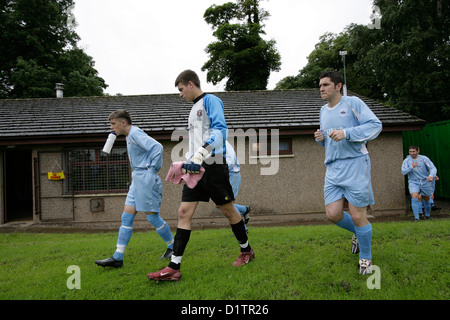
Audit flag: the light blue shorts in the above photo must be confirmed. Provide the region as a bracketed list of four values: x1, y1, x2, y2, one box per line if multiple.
[229, 171, 241, 198]
[125, 169, 162, 213]
[408, 179, 433, 197]
[324, 155, 375, 207]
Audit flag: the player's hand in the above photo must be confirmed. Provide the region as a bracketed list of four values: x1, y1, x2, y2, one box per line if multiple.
[412, 161, 418, 168]
[329, 130, 346, 142]
[182, 147, 209, 174]
[426, 175, 433, 182]
[314, 129, 324, 142]
[182, 162, 202, 174]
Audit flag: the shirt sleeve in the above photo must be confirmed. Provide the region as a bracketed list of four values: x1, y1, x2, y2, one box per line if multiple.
[203, 94, 228, 153]
[423, 156, 437, 178]
[132, 128, 163, 171]
[344, 97, 383, 143]
[316, 106, 325, 147]
[401, 158, 413, 175]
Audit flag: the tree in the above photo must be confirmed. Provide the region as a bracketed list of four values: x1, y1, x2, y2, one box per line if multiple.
[276, 0, 450, 122]
[0, 0, 107, 98]
[202, 0, 281, 91]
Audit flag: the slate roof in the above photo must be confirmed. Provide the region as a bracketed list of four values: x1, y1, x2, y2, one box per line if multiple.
[0, 89, 425, 146]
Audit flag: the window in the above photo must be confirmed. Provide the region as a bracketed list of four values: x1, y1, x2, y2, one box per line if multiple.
[250, 138, 293, 157]
[64, 147, 130, 194]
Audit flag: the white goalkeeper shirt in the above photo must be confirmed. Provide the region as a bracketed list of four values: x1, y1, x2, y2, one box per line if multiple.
[186, 93, 228, 164]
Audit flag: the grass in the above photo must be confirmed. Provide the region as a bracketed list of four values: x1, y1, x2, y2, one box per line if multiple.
[0, 219, 449, 300]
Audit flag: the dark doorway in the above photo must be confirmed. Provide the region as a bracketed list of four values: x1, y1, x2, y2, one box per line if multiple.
[4, 149, 33, 222]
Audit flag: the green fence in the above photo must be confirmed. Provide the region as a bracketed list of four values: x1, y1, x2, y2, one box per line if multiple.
[403, 120, 450, 199]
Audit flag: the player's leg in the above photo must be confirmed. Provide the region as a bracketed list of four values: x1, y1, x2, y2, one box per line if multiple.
[147, 201, 197, 282]
[146, 212, 174, 259]
[171, 201, 197, 268]
[326, 198, 359, 254]
[95, 205, 136, 268]
[423, 196, 432, 219]
[421, 182, 433, 219]
[343, 156, 374, 275]
[225, 171, 249, 232]
[409, 179, 422, 221]
[348, 203, 372, 274]
[212, 164, 254, 266]
[410, 192, 421, 221]
[114, 205, 137, 261]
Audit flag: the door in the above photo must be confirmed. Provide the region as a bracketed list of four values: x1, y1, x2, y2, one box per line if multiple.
[4, 149, 33, 222]
[36, 151, 74, 221]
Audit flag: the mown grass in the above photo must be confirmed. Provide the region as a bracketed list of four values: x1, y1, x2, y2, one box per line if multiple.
[0, 219, 448, 300]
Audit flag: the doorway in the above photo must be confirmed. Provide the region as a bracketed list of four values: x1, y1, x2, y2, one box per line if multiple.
[4, 149, 33, 222]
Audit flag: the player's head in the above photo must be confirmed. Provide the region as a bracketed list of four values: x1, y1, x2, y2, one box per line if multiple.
[109, 109, 132, 135]
[409, 145, 420, 158]
[175, 70, 203, 102]
[175, 70, 201, 88]
[109, 109, 132, 124]
[319, 70, 344, 99]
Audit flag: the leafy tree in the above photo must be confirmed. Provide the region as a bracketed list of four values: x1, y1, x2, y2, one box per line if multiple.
[202, 0, 281, 91]
[276, 0, 450, 122]
[0, 0, 107, 98]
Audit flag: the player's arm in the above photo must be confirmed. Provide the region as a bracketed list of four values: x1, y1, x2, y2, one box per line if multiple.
[344, 98, 382, 142]
[401, 158, 413, 175]
[183, 95, 228, 174]
[423, 156, 437, 181]
[134, 129, 163, 172]
[203, 95, 228, 154]
[315, 108, 325, 146]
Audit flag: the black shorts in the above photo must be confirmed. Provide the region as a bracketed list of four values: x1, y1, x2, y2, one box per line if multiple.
[182, 160, 235, 205]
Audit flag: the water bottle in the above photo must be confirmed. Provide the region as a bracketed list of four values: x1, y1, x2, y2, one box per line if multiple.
[102, 132, 117, 154]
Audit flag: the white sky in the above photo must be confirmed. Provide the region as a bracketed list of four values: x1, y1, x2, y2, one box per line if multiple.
[73, 0, 375, 96]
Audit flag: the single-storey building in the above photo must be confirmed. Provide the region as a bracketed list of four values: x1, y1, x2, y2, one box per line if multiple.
[0, 89, 425, 228]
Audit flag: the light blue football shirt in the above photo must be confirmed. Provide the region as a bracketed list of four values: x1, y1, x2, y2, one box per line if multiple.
[126, 125, 163, 172]
[317, 96, 382, 165]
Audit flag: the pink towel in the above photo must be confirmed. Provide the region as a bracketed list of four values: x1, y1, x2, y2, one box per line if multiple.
[165, 162, 205, 189]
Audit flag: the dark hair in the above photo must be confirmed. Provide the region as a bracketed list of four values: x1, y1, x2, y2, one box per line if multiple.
[319, 70, 344, 92]
[109, 109, 132, 124]
[175, 69, 201, 88]
[409, 145, 419, 151]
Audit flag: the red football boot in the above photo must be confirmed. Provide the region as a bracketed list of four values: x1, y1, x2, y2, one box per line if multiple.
[232, 248, 255, 267]
[147, 266, 181, 282]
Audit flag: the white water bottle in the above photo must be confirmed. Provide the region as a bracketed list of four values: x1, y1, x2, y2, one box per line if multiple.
[102, 132, 117, 154]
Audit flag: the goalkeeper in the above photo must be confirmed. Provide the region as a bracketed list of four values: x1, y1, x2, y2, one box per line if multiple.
[147, 70, 254, 282]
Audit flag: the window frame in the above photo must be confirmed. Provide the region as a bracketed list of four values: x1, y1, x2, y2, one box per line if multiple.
[250, 137, 293, 157]
[63, 147, 130, 195]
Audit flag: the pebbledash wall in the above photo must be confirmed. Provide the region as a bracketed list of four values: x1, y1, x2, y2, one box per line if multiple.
[28, 132, 406, 229]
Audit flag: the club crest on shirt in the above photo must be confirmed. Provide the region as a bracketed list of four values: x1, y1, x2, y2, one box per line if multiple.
[339, 108, 348, 115]
[197, 110, 203, 117]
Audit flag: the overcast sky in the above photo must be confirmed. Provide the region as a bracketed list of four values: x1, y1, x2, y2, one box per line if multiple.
[73, 0, 375, 96]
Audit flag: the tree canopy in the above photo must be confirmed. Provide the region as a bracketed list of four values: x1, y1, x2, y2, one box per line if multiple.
[275, 0, 449, 122]
[202, 0, 281, 91]
[0, 0, 107, 98]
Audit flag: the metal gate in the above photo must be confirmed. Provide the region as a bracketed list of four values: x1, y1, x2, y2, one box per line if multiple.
[35, 151, 74, 221]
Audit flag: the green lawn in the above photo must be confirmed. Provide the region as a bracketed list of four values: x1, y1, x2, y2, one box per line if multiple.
[0, 219, 448, 301]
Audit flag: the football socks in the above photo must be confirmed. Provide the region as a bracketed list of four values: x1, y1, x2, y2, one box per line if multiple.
[146, 214, 174, 249]
[169, 228, 191, 270]
[423, 199, 431, 218]
[234, 204, 247, 214]
[411, 198, 420, 220]
[355, 223, 372, 260]
[113, 212, 135, 261]
[336, 211, 356, 233]
[231, 220, 251, 252]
